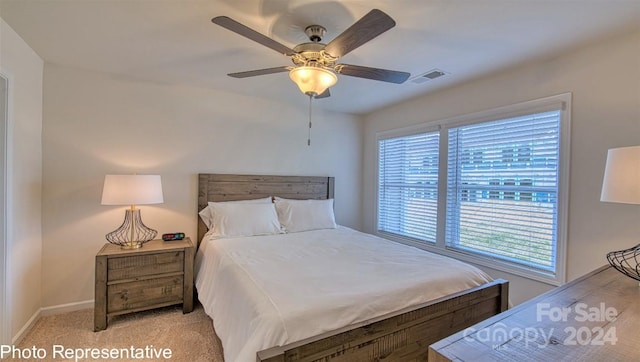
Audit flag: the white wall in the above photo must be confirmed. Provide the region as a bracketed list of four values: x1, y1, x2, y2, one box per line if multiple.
[0, 18, 44, 341]
[41, 64, 362, 307]
[363, 30, 640, 305]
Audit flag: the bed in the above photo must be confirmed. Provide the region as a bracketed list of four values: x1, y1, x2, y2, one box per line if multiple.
[195, 174, 509, 362]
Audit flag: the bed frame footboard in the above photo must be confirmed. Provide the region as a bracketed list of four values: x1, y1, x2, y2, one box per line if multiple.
[257, 279, 508, 362]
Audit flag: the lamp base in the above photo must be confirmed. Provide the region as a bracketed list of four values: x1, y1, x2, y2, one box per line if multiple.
[606, 243, 640, 282]
[105, 209, 157, 249]
[119, 241, 143, 250]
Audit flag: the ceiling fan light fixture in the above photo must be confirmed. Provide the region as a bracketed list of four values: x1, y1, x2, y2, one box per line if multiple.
[289, 66, 337, 96]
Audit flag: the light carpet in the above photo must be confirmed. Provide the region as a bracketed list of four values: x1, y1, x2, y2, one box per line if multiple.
[8, 304, 224, 361]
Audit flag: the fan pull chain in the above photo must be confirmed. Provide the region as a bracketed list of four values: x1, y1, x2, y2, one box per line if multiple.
[307, 94, 313, 146]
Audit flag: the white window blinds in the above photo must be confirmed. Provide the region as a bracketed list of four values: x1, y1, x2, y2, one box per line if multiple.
[446, 111, 561, 272]
[378, 131, 440, 242]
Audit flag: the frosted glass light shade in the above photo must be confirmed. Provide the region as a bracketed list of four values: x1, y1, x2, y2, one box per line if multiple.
[289, 66, 337, 96]
[101, 175, 164, 205]
[601, 146, 640, 205]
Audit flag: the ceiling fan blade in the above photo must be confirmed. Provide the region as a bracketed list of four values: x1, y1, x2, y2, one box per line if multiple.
[212, 16, 296, 56]
[336, 64, 410, 84]
[314, 89, 331, 99]
[228, 66, 292, 78]
[324, 9, 396, 58]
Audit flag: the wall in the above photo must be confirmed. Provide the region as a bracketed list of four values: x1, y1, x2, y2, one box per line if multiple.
[363, 29, 640, 305]
[0, 18, 44, 341]
[41, 64, 362, 308]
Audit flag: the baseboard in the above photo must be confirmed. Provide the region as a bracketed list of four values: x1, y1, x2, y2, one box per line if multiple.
[11, 300, 94, 344]
[41, 299, 94, 316]
[11, 308, 40, 345]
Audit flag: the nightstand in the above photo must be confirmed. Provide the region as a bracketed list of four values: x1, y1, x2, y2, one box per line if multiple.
[94, 237, 194, 331]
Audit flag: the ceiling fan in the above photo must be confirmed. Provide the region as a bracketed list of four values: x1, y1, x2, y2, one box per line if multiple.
[212, 9, 411, 99]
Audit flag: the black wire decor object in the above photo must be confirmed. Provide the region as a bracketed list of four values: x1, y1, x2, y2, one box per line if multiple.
[105, 209, 157, 249]
[606, 243, 640, 282]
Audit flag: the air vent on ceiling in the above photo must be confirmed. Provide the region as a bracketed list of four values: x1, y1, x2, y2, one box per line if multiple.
[411, 69, 448, 84]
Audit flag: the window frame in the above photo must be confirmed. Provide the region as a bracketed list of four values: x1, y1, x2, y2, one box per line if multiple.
[375, 93, 571, 285]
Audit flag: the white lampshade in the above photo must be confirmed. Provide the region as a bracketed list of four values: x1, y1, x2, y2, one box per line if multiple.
[101, 175, 164, 205]
[289, 66, 337, 96]
[600, 146, 640, 205]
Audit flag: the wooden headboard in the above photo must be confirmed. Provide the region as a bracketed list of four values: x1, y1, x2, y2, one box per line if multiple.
[197, 174, 335, 243]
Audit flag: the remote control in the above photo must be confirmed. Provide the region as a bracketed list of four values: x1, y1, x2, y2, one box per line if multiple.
[162, 233, 185, 241]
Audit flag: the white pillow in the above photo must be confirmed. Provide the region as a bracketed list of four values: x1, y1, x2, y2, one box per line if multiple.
[199, 197, 272, 230]
[208, 202, 282, 239]
[274, 198, 337, 233]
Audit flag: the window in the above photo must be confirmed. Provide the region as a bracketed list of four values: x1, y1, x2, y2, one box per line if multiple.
[446, 111, 561, 274]
[376, 94, 570, 284]
[378, 131, 440, 242]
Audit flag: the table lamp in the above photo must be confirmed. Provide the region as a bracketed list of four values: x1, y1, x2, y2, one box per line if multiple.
[600, 145, 640, 281]
[101, 174, 164, 249]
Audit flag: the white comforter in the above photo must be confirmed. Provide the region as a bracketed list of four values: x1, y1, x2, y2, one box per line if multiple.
[195, 227, 492, 362]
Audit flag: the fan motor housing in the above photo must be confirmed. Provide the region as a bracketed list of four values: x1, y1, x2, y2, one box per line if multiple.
[292, 43, 337, 68]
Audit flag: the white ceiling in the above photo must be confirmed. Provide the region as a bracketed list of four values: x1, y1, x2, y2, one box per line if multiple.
[1, 0, 639, 115]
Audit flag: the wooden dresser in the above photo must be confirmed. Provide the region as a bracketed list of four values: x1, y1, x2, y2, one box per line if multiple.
[429, 265, 640, 360]
[94, 237, 195, 331]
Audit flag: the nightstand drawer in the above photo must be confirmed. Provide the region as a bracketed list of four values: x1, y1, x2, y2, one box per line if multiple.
[107, 275, 184, 313]
[107, 251, 184, 281]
